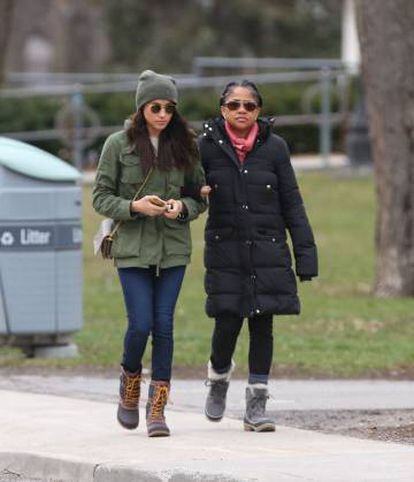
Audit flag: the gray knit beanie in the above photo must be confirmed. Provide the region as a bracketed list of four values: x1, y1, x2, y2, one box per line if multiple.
[135, 70, 178, 110]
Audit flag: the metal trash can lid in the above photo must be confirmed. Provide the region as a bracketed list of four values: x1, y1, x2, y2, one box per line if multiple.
[0, 137, 81, 182]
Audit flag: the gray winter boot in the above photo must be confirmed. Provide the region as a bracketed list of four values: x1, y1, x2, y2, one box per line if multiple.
[243, 384, 276, 432]
[117, 367, 141, 430]
[204, 360, 235, 422]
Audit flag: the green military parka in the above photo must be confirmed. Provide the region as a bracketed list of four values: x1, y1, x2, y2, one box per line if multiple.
[92, 130, 206, 269]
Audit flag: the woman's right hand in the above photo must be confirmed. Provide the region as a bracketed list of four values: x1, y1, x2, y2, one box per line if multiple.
[200, 185, 212, 198]
[131, 195, 166, 217]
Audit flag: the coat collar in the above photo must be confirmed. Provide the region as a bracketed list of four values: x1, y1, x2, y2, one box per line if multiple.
[201, 116, 272, 142]
[201, 116, 272, 168]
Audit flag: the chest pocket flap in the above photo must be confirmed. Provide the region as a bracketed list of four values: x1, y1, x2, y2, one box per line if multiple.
[119, 152, 144, 184]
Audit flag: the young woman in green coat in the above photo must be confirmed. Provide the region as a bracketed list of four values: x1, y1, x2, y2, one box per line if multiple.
[93, 70, 206, 437]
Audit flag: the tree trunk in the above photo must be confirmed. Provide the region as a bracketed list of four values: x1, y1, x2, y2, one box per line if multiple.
[0, 0, 14, 85]
[355, 0, 414, 296]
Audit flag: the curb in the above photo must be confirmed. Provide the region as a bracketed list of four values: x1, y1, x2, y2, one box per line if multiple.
[0, 453, 94, 482]
[0, 453, 244, 482]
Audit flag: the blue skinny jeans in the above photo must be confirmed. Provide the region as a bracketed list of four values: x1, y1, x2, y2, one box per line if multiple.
[118, 265, 186, 381]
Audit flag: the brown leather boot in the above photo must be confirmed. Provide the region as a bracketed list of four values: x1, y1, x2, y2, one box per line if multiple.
[117, 367, 141, 430]
[146, 380, 170, 437]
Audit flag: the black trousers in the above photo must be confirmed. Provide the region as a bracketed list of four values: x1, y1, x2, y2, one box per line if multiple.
[210, 314, 273, 376]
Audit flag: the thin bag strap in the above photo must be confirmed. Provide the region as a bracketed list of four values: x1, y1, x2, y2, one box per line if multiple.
[109, 166, 154, 238]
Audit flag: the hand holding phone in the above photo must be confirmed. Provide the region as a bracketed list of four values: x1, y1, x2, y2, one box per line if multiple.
[163, 199, 183, 219]
[148, 196, 167, 208]
[131, 195, 167, 216]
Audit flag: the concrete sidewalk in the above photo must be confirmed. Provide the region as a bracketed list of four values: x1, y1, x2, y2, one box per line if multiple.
[1, 388, 414, 482]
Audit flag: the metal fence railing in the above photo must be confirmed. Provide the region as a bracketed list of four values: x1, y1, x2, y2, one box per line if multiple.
[1, 60, 353, 170]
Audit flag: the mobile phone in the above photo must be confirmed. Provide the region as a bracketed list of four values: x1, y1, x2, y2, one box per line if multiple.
[148, 196, 166, 207]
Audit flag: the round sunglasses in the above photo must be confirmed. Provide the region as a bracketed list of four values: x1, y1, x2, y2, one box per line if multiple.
[149, 103, 176, 115]
[223, 100, 258, 112]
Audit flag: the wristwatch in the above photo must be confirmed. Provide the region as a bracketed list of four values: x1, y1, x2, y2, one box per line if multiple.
[177, 203, 189, 221]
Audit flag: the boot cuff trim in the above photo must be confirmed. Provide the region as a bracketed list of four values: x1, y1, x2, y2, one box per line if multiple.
[247, 383, 268, 391]
[207, 359, 235, 381]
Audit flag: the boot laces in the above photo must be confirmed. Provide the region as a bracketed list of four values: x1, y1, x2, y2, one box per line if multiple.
[123, 374, 141, 406]
[150, 385, 169, 420]
[207, 379, 228, 402]
[249, 391, 269, 416]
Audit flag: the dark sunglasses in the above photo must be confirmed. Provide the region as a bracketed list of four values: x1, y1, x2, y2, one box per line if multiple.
[150, 103, 176, 114]
[224, 100, 258, 112]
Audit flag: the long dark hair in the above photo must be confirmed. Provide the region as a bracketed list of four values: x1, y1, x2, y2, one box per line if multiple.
[219, 80, 263, 107]
[126, 108, 196, 173]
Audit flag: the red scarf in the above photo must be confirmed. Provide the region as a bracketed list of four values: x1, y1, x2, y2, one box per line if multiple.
[225, 121, 259, 163]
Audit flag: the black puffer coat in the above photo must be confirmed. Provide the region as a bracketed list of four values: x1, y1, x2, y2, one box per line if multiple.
[199, 117, 318, 318]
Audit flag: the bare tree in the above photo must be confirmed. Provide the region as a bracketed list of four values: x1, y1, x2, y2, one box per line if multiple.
[355, 0, 414, 296]
[64, 0, 95, 72]
[0, 0, 14, 85]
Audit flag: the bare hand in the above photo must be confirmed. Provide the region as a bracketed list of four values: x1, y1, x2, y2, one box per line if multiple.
[200, 185, 212, 198]
[131, 195, 166, 217]
[163, 199, 183, 219]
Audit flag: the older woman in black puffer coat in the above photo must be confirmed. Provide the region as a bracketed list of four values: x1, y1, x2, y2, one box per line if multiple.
[198, 80, 318, 432]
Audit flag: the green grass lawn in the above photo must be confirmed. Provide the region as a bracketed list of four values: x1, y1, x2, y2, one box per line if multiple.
[2, 170, 414, 376]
